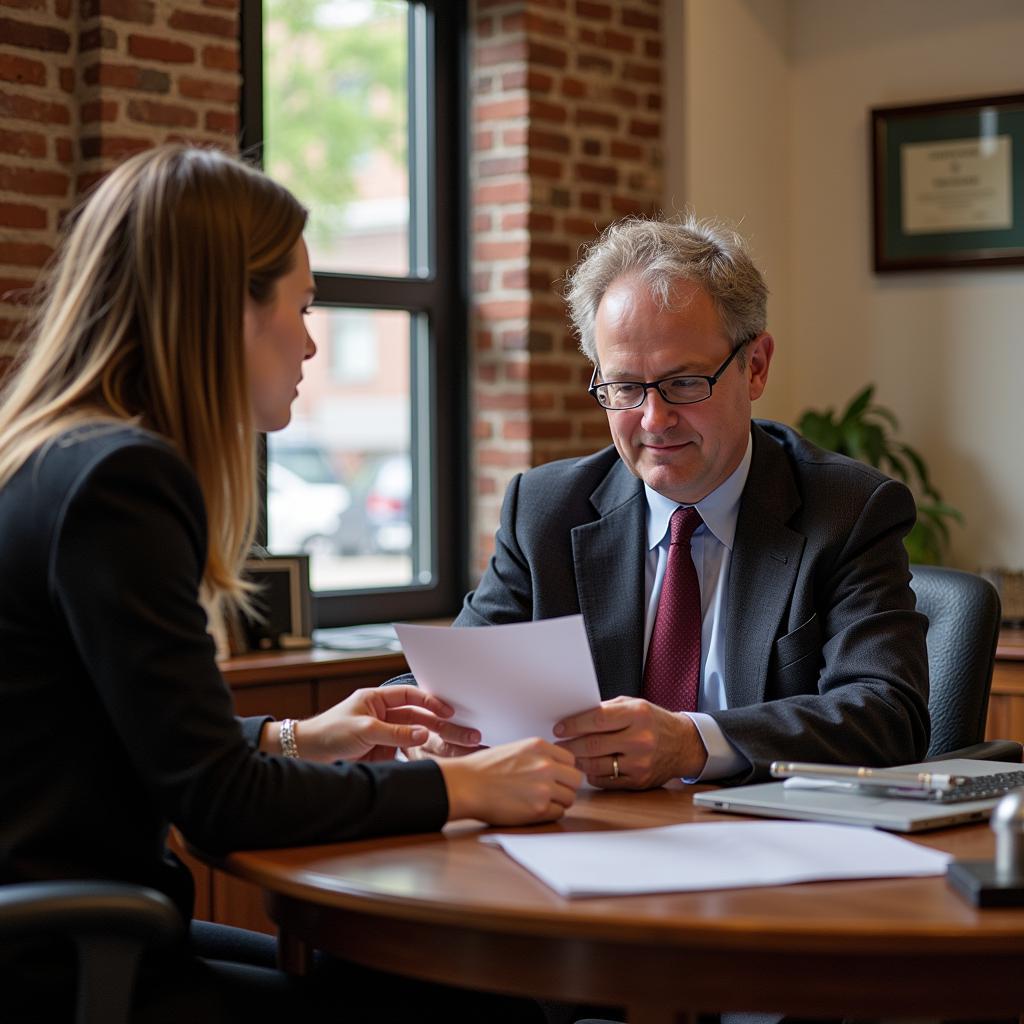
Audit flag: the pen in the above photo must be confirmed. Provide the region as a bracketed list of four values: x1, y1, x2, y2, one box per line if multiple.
[770, 761, 970, 792]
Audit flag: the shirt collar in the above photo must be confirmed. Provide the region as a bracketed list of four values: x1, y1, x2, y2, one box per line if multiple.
[644, 431, 753, 552]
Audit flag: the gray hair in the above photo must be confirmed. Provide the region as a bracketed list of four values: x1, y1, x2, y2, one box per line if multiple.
[564, 213, 768, 363]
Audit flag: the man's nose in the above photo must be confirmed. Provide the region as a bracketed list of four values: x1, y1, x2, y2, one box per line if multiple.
[639, 386, 678, 432]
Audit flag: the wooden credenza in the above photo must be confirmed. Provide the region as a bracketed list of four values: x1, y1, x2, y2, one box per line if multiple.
[172, 644, 410, 935]
[988, 627, 1024, 745]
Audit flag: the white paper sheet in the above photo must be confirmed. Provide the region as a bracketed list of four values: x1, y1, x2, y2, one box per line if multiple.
[393, 615, 601, 746]
[482, 821, 951, 898]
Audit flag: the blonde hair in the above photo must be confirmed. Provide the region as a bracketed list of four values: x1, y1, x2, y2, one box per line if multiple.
[565, 213, 768, 363]
[0, 144, 307, 627]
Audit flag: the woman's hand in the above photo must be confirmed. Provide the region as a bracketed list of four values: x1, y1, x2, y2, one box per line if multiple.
[267, 685, 461, 763]
[438, 737, 583, 825]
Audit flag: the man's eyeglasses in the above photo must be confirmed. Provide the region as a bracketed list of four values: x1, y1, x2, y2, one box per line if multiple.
[587, 341, 746, 411]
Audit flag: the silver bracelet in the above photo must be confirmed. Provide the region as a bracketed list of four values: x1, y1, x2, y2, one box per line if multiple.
[280, 718, 300, 759]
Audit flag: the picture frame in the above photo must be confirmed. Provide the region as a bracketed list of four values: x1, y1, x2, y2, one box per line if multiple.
[871, 93, 1024, 272]
[239, 554, 313, 652]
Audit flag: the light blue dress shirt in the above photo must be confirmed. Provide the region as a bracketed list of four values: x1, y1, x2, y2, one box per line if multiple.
[643, 432, 753, 781]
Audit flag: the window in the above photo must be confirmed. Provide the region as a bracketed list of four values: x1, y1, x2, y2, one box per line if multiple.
[242, 0, 466, 626]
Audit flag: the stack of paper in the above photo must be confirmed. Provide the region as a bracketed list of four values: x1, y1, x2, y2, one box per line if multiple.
[483, 821, 951, 898]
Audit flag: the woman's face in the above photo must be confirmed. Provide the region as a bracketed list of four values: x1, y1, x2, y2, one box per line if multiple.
[244, 239, 316, 432]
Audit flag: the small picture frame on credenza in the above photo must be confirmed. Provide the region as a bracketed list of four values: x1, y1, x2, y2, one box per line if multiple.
[238, 554, 313, 652]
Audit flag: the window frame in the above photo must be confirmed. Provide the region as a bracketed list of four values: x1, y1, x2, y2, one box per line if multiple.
[240, 0, 468, 627]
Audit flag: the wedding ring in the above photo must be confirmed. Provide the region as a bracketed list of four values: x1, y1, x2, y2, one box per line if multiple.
[611, 756, 620, 780]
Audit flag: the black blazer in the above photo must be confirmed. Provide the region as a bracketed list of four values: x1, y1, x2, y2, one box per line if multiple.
[0, 426, 447, 920]
[450, 420, 930, 782]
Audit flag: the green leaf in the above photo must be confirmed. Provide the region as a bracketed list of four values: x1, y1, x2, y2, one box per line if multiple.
[841, 385, 875, 424]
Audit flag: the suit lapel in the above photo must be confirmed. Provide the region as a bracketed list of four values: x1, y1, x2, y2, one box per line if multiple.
[724, 425, 806, 708]
[572, 461, 646, 701]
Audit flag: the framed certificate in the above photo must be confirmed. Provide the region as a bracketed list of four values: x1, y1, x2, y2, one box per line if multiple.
[871, 93, 1024, 271]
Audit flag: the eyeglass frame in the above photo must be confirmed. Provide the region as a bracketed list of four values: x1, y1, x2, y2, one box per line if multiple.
[587, 339, 750, 411]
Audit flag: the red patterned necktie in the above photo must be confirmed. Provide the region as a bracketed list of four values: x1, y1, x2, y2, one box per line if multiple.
[642, 506, 703, 712]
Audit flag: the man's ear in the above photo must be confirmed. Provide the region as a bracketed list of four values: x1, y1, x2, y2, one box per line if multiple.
[747, 332, 774, 401]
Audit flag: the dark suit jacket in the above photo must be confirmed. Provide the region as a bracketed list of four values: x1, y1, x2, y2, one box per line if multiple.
[449, 420, 930, 783]
[0, 426, 447, 922]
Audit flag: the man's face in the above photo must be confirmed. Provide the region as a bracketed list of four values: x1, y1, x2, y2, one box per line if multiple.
[593, 274, 773, 504]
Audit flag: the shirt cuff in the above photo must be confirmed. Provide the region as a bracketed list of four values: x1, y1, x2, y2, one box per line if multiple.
[681, 712, 749, 782]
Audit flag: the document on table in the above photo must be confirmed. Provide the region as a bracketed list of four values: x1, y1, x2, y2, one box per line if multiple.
[393, 615, 601, 747]
[482, 821, 951, 898]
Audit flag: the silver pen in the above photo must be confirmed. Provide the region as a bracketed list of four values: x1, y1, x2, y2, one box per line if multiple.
[770, 760, 970, 792]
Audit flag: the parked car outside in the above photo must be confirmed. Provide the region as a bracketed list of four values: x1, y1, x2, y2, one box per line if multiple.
[266, 442, 351, 556]
[364, 454, 412, 554]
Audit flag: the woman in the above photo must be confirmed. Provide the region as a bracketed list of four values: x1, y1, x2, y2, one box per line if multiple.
[0, 144, 580, 1021]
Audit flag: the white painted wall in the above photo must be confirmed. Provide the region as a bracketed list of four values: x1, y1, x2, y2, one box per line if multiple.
[664, 0, 1024, 569]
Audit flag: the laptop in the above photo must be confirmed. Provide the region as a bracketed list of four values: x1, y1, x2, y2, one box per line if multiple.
[694, 758, 1024, 833]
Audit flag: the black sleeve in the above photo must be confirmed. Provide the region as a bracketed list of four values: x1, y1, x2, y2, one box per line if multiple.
[52, 443, 448, 853]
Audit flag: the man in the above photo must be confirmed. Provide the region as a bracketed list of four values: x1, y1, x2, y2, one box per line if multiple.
[410, 214, 929, 789]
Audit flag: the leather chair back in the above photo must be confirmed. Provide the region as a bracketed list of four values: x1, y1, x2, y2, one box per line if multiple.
[910, 565, 1001, 758]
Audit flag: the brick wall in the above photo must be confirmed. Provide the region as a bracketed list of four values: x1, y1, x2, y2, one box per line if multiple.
[0, 0, 239, 375]
[469, 0, 663, 574]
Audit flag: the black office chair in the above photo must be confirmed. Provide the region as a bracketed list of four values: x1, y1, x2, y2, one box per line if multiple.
[909, 564, 1022, 762]
[0, 880, 183, 1024]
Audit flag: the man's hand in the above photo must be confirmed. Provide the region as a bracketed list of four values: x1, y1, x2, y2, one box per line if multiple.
[553, 696, 708, 788]
[401, 722, 484, 761]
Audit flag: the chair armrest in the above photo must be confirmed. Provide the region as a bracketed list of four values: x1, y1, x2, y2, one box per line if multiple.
[925, 740, 1024, 763]
[0, 881, 182, 946]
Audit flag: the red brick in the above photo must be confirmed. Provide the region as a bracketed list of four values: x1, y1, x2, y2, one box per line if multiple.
[579, 191, 602, 211]
[581, 420, 611, 440]
[478, 154, 527, 177]
[475, 239, 528, 261]
[577, 53, 612, 73]
[504, 12, 565, 36]
[169, 8, 235, 37]
[533, 240, 573, 261]
[501, 268, 529, 290]
[531, 419, 572, 439]
[0, 15, 70, 52]
[0, 276, 36, 304]
[81, 98, 118, 122]
[528, 41, 567, 69]
[80, 0, 154, 22]
[576, 107, 618, 129]
[608, 86, 638, 108]
[84, 62, 170, 93]
[628, 117, 658, 138]
[474, 129, 495, 151]
[203, 0, 235, 7]
[0, 0, 46, 10]
[59, 66, 73, 92]
[204, 109, 237, 133]
[576, 162, 617, 185]
[79, 25, 118, 51]
[128, 34, 194, 63]
[0, 241, 52, 267]
[477, 448, 530, 468]
[473, 180, 530, 205]
[582, 138, 601, 156]
[474, 97, 529, 122]
[127, 98, 198, 127]
[611, 194, 651, 215]
[55, 0, 70, 14]
[623, 62, 659, 84]
[502, 126, 526, 146]
[0, 88, 70, 124]
[0, 128, 45, 158]
[576, 0, 612, 18]
[75, 171, 107, 194]
[476, 14, 494, 38]
[529, 388, 558, 407]
[645, 38, 661, 58]
[502, 419, 531, 440]
[531, 99, 567, 124]
[527, 154, 562, 178]
[478, 391, 530, 411]
[0, 53, 46, 86]
[564, 215, 599, 236]
[473, 211, 492, 232]
[0, 316, 22, 339]
[560, 76, 586, 98]
[476, 40, 528, 67]
[55, 136, 72, 162]
[501, 68, 553, 93]
[179, 76, 237, 103]
[529, 363, 572, 383]
[202, 45, 238, 72]
[527, 128, 570, 153]
[601, 28, 635, 53]
[0, 201, 45, 229]
[477, 299, 529, 321]
[646, 92, 661, 111]
[473, 420, 494, 442]
[622, 6, 659, 30]
[80, 135, 151, 160]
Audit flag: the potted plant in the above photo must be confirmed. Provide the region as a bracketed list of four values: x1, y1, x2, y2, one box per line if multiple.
[796, 385, 962, 565]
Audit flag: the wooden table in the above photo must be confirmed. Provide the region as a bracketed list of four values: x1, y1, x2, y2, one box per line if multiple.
[205, 785, 1024, 1024]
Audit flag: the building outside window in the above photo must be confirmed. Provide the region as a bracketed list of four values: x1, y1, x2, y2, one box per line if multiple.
[243, 0, 466, 625]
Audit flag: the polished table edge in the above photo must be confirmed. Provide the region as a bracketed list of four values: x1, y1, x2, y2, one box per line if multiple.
[194, 788, 1024, 1017]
